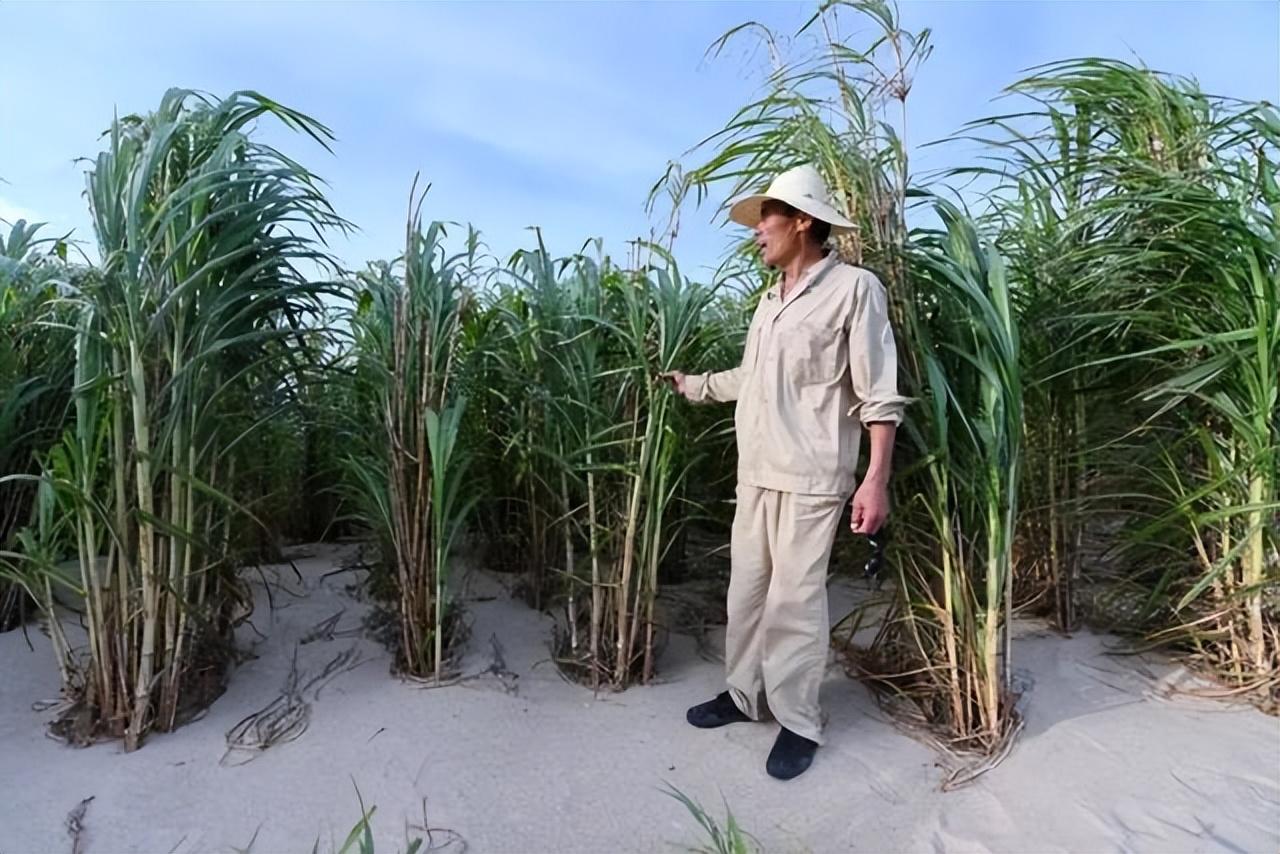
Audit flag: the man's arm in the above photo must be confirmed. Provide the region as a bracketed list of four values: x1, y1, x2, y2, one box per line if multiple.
[679, 366, 743, 403]
[663, 310, 759, 402]
[851, 422, 896, 533]
[847, 270, 909, 533]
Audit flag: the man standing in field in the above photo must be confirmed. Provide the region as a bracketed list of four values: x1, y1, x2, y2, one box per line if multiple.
[664, 165, 906, 780]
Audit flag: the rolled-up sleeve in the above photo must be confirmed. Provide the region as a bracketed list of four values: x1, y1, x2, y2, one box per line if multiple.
[847, 271, 909, 425]
[684, 366, 743, 403]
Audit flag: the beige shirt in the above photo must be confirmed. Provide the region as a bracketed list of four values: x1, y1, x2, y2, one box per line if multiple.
[685, 254, 908, 496]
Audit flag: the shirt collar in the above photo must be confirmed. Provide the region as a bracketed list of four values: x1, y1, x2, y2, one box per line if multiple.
[799, 253, 838, 289]
[774, 252, 838, 303]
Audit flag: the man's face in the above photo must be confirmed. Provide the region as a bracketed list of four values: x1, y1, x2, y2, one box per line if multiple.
[755, 200, 809, 267]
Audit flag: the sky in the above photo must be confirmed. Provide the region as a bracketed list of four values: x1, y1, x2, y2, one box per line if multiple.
[2, 1, 1277, 278]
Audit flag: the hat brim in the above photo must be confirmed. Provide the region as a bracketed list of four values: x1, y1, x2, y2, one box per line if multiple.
[728, 193, 856, 233]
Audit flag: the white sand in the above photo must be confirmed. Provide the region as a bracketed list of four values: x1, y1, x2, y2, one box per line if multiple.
[2, 543, 1277, 854]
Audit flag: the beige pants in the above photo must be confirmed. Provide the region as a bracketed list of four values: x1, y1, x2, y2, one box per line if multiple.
[725, 485, 846, 744]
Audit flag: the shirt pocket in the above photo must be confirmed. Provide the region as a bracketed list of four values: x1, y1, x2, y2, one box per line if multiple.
[784, 320, 843, 385]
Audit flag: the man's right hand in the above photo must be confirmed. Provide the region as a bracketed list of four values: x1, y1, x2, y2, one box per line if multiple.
[660, 371, 696, 401]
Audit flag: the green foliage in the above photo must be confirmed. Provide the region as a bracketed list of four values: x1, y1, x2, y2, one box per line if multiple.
[0, 220, 75, 629]
[965, 58, 1279, 700]
[460, 238, 732, 687]
[341, 184, 475, 679]
[663, 783, 760, 854]
[6, 88, 344, 749]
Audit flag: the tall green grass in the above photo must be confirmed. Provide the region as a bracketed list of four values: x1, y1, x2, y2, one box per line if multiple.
[963, 60, 1279, 697]
[343, 184, 476, 680]
[6, 89, 342, 748]
[466, 243, 726, 688]
[0, 220, 75, 630]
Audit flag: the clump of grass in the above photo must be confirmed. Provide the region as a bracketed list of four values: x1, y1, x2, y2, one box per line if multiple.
[342, 180, 476, 683]
[0, 219, 75, 632]
[9, 88, 343, 750]
[662, 783, 760, 854]
[469, 243, 727, 691]
[319, 784, 464, 854]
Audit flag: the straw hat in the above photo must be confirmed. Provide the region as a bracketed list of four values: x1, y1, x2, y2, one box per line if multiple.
[728, 165, 855, 233]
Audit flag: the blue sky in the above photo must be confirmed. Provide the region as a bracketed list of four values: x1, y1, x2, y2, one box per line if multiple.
[2, 1, 1276, 277]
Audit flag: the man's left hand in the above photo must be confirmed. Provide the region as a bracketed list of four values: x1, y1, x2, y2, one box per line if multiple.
[850, 479, 889, 534]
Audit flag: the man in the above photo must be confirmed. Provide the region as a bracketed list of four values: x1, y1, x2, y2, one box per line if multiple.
[664, 164, 906, 781]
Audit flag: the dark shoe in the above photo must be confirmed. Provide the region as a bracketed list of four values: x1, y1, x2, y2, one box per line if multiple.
[686, 691, 751, 728]
[766, 727, 818, 780]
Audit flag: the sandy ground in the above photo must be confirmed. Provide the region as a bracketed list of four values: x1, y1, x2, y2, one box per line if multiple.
[2, 543, 1278, 854]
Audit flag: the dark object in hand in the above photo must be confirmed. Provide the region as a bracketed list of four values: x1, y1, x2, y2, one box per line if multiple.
[863, 527, 888, 581]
